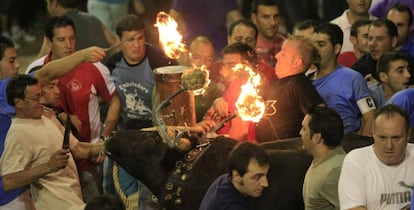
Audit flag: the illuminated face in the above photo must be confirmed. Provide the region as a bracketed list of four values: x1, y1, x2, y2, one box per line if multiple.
[41, 79, 61, 108]
[189, 42, 214, 69]
[274, 39, 300, 78]
[381, 59, 410, 93]
[387, 9, 411, 46]
[234, 158, 269, 198]
[19, 84, 43, 119]
[355, 24, 370, 54]
[221, 53, 243, 81]
[0, 47, 19, 79]
[228, 24, 257, 48]
[50, 26, 76, 59]
[347, 0, 371, 16]
[121, 30, 146, 65]
[368, 25, 395, 60]
[313, 33, 338, 69]
[373, 113, 409, 166]
[252, 5, 280, 40]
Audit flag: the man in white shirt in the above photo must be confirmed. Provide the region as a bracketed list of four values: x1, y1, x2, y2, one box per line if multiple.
[338, 104, 414, 210]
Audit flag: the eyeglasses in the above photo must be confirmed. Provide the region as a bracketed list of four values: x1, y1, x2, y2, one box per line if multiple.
[189, 53, 213, 64]
[24, 94, 42, 102]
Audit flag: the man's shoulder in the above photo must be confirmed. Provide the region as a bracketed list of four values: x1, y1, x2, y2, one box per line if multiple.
[330, 10, 349, 27]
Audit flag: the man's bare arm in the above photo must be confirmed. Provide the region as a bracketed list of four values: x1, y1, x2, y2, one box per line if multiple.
[2, 149, 69, 191]
[359, 109, 375, 137]
[101, 93, 121, 137]
[34, 46, 106, 86]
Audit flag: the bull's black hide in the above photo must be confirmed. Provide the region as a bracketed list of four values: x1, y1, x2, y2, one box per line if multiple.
[106, 130, 374, 210]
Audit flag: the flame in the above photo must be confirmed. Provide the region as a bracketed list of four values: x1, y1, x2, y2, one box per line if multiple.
[233, 64, 265, 122]
[155, 11, 188, 59]
[181, 65, 211, 95]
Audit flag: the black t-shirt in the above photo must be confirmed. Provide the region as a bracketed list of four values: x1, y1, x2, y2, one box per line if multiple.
[256, 74, 324, 142]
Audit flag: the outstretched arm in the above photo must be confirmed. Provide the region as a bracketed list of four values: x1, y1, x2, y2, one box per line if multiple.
[34, 46, 106, 86]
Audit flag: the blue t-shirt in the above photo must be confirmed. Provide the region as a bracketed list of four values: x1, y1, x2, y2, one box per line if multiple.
[0, 78, 28, 205]
[111, 57, 155, 129]
[0, 78, 15, 116]
[386, 88, 414, 127]
[312, 66, 373, 133]
[199, 174, 248, 210]
[368, 82, 386, 108]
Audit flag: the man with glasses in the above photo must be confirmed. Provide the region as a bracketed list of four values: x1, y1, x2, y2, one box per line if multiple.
[0, 34, 106, 209]
[0, 75, 105, 210]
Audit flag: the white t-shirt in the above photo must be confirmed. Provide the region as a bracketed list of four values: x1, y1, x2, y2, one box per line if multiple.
[338, 144, 414, 210]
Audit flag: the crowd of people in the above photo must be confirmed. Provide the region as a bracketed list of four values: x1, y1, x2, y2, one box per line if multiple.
[0, 0, 414, 209]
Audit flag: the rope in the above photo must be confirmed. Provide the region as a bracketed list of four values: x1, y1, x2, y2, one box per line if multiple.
[113, 162, 140, 209]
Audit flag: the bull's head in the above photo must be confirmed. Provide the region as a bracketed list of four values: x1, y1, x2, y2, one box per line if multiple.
[105, 130, 196, 197]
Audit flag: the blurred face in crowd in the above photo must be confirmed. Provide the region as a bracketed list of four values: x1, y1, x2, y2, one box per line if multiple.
[373, 113, 409, 166]
[380, 59, 410, 93]
[368, 25, 396, 60]
[221, 53, 242, 81]
[300, 114, 316, 155]
[252, 5, 280, 40]
[351, 24, 370, 54]
[233, 158, 269, 198]
[189, 41, 214, 69]
[387, 9, 411, 46]
[121, 30, 146, 65]
[228, 24, 257, 48]
[347, 0, 371, 16]
[50, 26, 76, 60]
[41, 79, 61, 108]
[0, 47, 19, 79]
[274, 39, 302, 78]
[313, 33, 340, 69]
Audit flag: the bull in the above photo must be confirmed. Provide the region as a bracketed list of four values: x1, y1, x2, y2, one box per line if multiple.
[106, 130, 373, 210]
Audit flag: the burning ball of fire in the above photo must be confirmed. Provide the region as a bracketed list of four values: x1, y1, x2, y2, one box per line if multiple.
[155, 11, 188, 59]
[181, 66, 210, 95]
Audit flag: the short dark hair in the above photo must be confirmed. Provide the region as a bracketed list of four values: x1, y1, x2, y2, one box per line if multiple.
[370, 18, 398, 39]
[6, 75, 38, 106]
[314, 23, 344, 47]
[221, 42, 258, 67]
[251, 0, 279, 14]
[377, 52, 411, 75]
[0, 35, 14, 60]
[115, 15, 145, 38]
[45, 16, 76, 41]
[307, 106, 344, 147]
[55, 0, 78, 8]
[374, 104, 410, 133]
[350, 19, 372, 37]
[388, 3, 413, 26]
[295, 19, 322, 31]
[85, 194, 125, 210]
[228, 19, 258, 39]
[228, 142, 269, 177]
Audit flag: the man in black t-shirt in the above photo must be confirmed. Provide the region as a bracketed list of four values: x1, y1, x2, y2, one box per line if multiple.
[256, 35, 324, 142]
